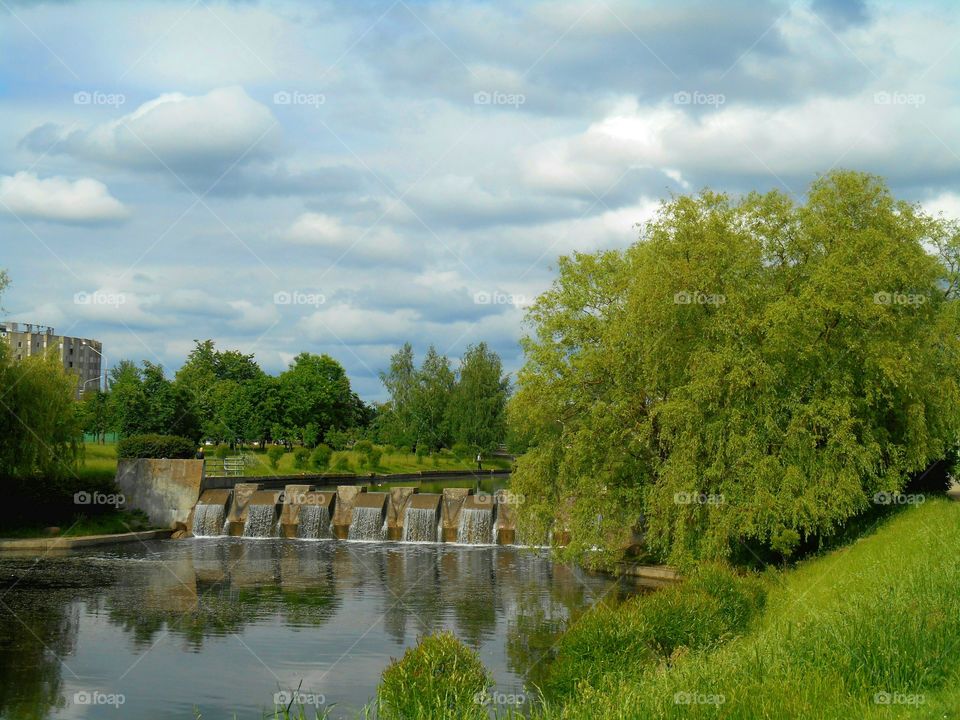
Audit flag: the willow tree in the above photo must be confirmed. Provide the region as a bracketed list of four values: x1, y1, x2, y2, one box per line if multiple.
[509, 171, 960, 565]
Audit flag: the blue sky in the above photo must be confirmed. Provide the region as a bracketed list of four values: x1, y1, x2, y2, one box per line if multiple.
[2, 0, 959, 401]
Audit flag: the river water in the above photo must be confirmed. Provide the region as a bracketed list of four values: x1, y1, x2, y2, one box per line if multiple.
[0, 538, 639, 719]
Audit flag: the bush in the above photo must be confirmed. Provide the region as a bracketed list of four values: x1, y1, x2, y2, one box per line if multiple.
[368, 449, 382, 468]
[451, 442, 472, 461]
[214, 444, 231, 459]
[332, 454, 351, 472]
[382, 444, 396, 455]
[267, 445, 285, 470]
[416, 444, 428, 462]
[353, 439, 374, 456]
[311, 444, 332, 470]
[293, 446, 310, 470]
[324, 428, 350, 451]
[117, 434, 195, 460]
[378, 632, 492, 720]
[541, 563, 766, 700]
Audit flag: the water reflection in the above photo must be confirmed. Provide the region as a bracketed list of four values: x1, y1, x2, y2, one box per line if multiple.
[0, 540, 639, 719]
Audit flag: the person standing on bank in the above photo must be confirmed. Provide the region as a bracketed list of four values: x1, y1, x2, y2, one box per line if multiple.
[476, 452, 482, 471]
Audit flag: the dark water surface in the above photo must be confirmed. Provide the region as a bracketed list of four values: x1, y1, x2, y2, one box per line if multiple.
[0, 538, 638, 719]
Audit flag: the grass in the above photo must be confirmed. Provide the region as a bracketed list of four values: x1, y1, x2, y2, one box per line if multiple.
[530, 497, 960, 719]
[0, 509, 154, 538]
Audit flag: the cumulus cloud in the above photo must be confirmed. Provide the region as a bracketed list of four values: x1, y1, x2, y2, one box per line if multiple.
[20, 86, 279, 177]
[0, 171, 128, 223]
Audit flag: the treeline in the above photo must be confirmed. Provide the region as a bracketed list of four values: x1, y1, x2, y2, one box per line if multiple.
[81, 339, 510, 453]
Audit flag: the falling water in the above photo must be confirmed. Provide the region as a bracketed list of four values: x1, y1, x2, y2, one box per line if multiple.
[243, 505, 278, 538]
[298, 505, 332, 539]
[402, 507, 438, 542]
[457, 508, 494, 545]
[192, 504, 226, 537]
[348, 507, 385, 541]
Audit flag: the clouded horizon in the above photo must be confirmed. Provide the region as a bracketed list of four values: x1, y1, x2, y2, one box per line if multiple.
[2, 0, 959, 401]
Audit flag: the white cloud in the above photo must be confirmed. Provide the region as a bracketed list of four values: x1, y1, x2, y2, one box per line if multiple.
[23, 86, 279, 175]
[0, 171, 128, 223]
[284, 212, 349, 245]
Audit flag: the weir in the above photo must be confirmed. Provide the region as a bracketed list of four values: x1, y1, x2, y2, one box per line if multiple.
[183, 481, 553, 546]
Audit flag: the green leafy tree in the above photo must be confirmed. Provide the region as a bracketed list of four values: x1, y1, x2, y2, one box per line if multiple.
[378, 343, 418, 448]
[448, 342, 509, 452]
[509, 171, 960, 565]
[279, 352, 356, 445]
[413, 346, 455, 450]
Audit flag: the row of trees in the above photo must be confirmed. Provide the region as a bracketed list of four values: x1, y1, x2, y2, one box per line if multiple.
[510, 171, 960, 565]
[375, 342, 510, 452]
[83, 341, 370, 447]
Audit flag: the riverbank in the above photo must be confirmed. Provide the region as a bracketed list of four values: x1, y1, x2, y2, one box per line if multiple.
[530, 497, 960, 718]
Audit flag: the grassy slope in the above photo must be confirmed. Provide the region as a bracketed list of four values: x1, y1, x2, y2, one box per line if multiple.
[536, 498, 960, 720]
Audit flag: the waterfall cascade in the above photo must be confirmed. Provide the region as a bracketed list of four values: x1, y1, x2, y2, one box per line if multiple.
[403, 507, 439, 542]
[348, 506, 386, 541]
[298, 504, 332, 539]
[243, 504, 278, 538]
[457, 507, 495, 545]
[191, 503, 226, 537]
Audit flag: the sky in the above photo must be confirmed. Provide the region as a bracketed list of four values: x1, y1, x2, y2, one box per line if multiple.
[2, 0, 960, 402]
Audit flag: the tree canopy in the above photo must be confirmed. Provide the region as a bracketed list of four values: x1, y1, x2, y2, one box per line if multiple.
[509, 171, 960, 565]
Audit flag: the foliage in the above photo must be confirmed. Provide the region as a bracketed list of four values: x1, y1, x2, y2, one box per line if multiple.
[108, 361, 200, 441]
[377, 631, 492, 720]
[116, 434, 196, 460]
[352, 439, 374, 457]
[331, 454, 351, 472]
[292, 446, 310, 470]
[368, 448, 382, 468]
[447, 342, 510, 452]
[323, 428, 351, 451]
[310, 444, 332, 470]
[541, 564, 766, 701]
[451, 442, 473, 460]
[509, 171, 960, 564]
[267, 445, 285, 470]
[215, 444, 231, 459]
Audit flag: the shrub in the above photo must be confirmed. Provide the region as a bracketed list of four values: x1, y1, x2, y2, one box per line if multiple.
[311, 444, 332, 471]
[368, 449, 382, 468]
[378, 632, 491, 720]
[332, 454, 351, 472]
[117, 434, 195, 460]
[267, 445, 285, 470]
[382, 444, 396, 455]
[451, 442, 472, 461]
[324, 428, 350, 451]
[215, 444, 231, 459]
[416, 444, 428, 462]
[541, 563, 766, 700]
[293, 446, 310, 470]
[353, 439, 374, 457]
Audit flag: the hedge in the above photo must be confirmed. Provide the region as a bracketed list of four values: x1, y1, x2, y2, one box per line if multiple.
[117, 434, 196, 460]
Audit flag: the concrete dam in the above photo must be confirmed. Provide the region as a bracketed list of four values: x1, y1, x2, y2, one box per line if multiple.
[189, 484, 522, 545]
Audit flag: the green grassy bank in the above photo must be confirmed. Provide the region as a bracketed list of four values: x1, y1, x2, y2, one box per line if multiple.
[531, 497, 960, 719]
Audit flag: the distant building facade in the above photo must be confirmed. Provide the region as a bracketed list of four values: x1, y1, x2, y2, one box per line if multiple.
[0, 322, 103, 398]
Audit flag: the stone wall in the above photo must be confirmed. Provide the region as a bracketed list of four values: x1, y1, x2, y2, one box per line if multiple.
[115, 459, 205, 528]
